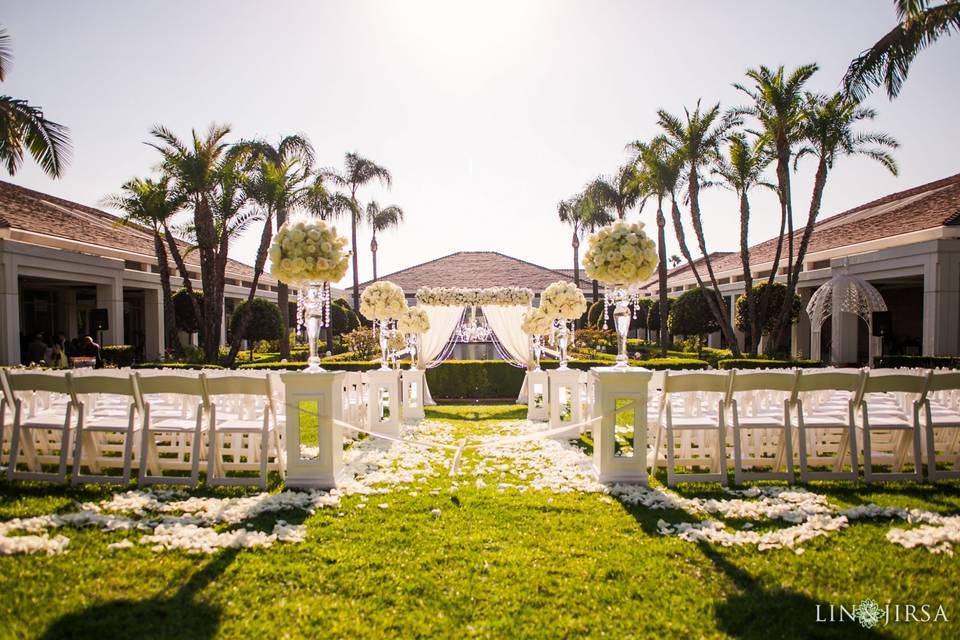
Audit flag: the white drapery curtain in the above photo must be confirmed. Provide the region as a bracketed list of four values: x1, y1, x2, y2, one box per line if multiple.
[481, 305, 532, 402]
[418, 305, 464, 368]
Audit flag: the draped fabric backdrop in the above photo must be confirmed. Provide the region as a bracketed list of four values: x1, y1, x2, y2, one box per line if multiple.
[481, 305, 532, 402]
[417, 305, 464, 405]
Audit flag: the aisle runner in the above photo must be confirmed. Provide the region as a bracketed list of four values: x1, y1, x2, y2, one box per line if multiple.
[2, 419, 958, 556]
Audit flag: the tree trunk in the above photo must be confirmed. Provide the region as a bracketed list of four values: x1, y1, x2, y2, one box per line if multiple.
[371, 234, 379, 282]
[572, 231, 580, 288]
[770, 157, 829, 355]
[162, 221, 203, 338]
[350, 192, 360, 312]
[592, 279, 599, 304]
[276, 207, 290, 361]
[153, 228, 182, 357]
[738, 191, 756, 357]
[224, 210, 274, 368]
[656, 198, 669, 357]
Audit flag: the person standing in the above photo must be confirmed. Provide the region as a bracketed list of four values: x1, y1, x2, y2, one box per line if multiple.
[26, 333, 48, 366]
[82, 335, 103, 369]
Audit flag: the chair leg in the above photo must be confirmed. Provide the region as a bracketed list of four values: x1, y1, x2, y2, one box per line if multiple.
[122, 420, 136, 485]
[926, 421, 939, 481]
[666, 425, 676, 487]
[911, 424, 924, 482]
[259, 429, 269, 489]
[190, 416, 203, 487]
[732, 418, 743, 485]
[72, 416, 85, 485]
[797, 417, 810, 482]
[718, 419, 728, 486]
[783, 423, 795, 483]
[207, 423, 218, 485]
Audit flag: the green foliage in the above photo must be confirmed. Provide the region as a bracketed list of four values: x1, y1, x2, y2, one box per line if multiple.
[667, 287, 720, 338]
[172, 288, 203, 333]
[735, 282, 801, 335]
[876, 355, 960, 369]
[586, 300, 605, 328]
[717, 358, 822, 370]
[642, 357, 710, 370]
[132, 362, 224, 370]
[647, 298, 672, 331]
[587, 299, 652, 330]
[346, 327, 379, 359]
[573, 328, 616, 354]
[330, 302, 360, 335]
[229, 299, 284, 345]
[101, 345, 136, 367]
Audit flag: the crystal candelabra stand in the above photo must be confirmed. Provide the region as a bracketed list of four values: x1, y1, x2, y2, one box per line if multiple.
[603, 285, 641, 369]
[555, 320, 574, 370]
[406, 334, 419, 370]
[299, 283, 330, 373]
[377, 320, 398, 370]
[531, 335, 543, 371]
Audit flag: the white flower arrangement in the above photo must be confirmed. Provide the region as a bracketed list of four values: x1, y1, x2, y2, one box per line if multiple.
[397, 307, 430, 334]
[583, 220, 659, 286]
[539, 281, 587, 320]
[269, 219, 350, 286]
[360, 281, 408, 321]
[415, 287, 534, 307]
[521, 307, 553, 336]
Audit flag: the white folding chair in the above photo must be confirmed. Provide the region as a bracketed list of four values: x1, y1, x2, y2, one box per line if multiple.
[923, 370, 960, 481]
[662, 370, 732, 486]
[858, 370, 930, 483]
[795, 369, 864, 481]
[4, 370, 74, 483]
[203, 373, 281, 488]
[134, 372, 207, 487]
[728, 369, 800, 484]
[70, 374, 143, 485]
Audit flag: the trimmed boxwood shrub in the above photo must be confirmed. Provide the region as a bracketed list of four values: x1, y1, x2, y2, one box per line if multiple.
[102, 345, 137, 367]
[667, 287, 720, 339]
[875, 355, 960, 369]
[173, 288, 203, 333]
[717, 358, 822, 370]
[642, 357, 710, 370]
[132, 362, 224, 370]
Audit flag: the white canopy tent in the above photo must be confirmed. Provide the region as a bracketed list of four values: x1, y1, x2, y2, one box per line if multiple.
[807, 274, 888, 365]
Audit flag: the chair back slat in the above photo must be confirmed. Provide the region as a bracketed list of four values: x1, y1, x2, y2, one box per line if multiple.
[927, 371, 960, 392]
[663, 371, 731, 395]
[202, 374, 270, 397]
[729, 370, 799, 393]
[134, 373, 206, 397]
[71, 375, 136, 397]
[860, 371, 930, 396]
[6, 371, 72, 394]
[795, 370, 864, 393]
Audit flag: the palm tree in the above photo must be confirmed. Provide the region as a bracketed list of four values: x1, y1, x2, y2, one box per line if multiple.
[102, 177, 184, 355]
[232, 135, 314, 359]
[669, 255, 682, 267]
[149, 123, 235, 362]
[557, 196, 584, 287]
[0, 26, 71, 178]
[324, 153, 392, 311]
[713, 134, 775, 355]
[576, 186, 616, 302]
[657, 102, 742, 354]
[734, 64, 817, 288]
[629, 138, 682, 356]
[768, 93, 898, 351]
[844, 0, 960, 100]
[366, 201, 404, 281]
[589, 164, 640, 220]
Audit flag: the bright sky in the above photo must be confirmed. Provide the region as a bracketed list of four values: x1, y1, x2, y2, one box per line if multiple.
[4, 1, 958, 283]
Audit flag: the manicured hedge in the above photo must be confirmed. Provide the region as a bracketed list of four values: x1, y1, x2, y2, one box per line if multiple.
[132, 362, 224, 370]
[238, 361, 384, 372]
[102, 345, 137, 367]
[876, 355, 960, 369]
[717, 358, 822, 370]
[641, 358, 710, 370]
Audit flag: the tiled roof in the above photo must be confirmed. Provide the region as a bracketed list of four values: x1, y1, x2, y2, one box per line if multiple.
[360, 251, 591, 293]
[0, 180, 272, 283]
[647, 172, 960, 289]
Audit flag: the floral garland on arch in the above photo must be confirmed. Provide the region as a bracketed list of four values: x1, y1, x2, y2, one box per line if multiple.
[415, 287, 534, 307]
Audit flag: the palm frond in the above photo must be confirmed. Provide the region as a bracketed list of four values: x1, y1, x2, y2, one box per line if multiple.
[0, 26, 11, 81]
[0, 96, 72, 177]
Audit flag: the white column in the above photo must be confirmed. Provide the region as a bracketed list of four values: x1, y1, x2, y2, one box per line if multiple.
[282, 371, 345, 489]
[400, 368, 426, 422]
[143, 287, 164, 361]
[793, 288, 812, 360]
[922, 255, 960, 357]
[365, 369, 401, 437]
[526, 369, 549, 421]
[0, 251, 20, 365]
[591, 367, 652, 484]
[220, 298, 228, 346]
[95, 278, 124, 346]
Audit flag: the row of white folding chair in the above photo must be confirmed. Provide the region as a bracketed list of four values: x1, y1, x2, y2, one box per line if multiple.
[1, 369, 281, 488]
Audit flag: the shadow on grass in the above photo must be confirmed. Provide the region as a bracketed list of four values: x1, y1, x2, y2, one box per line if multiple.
[697, 542, 893, 639]
[39, 548, 239, 640]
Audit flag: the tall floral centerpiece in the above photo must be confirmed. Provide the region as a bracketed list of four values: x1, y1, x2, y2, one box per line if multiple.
[539, 281, 587, 370]
[397, 307, 430, 370]
[360, 281, 408, 369]
[583, 220, 658, 368]
[270, 219, 350, 373]
[521, 307, 553, 370]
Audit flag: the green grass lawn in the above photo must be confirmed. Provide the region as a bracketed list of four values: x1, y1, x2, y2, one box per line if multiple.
[1, 404, 959, 639]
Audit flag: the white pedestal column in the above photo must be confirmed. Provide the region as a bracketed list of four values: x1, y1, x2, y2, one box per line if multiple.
[282, 371, 344, 489]
[548, 368, 586, 438]
[526, 369, 549, 421]
[400, 368, 426, 422]
[366, 369, 401, 437]
[591, 367, 652, 484]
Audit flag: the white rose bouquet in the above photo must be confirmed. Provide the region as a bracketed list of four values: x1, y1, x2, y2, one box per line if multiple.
[415, 287, 533, 306]
[583, 220, 658, 286]
[269, 219, 350, 285]
[397, 307, 430, 334]
[521, 307, 553, 336]
[539, 281, 588, 320]
[360, 281, 408, 321]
